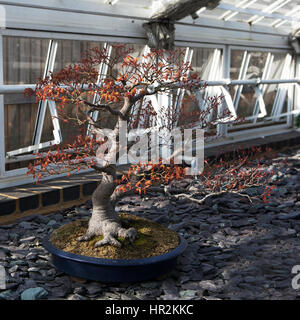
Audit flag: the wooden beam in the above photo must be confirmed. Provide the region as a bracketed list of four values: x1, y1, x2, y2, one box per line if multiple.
[151, 0, 220, 22]
[146, 1, 220, 49]
[0, 2, 291, 49]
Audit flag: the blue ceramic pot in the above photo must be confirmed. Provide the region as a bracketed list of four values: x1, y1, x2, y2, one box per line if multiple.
[43, 231, 187, 282]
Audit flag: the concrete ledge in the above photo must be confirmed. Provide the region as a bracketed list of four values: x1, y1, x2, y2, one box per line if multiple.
[0, 130, 300, 225]
[0, 172, 100, 225]
[205, 131, 300, 158]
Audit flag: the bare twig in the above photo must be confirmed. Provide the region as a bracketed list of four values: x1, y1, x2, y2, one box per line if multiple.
[111, 185, 253, 206]
[172, 190, 252, 204]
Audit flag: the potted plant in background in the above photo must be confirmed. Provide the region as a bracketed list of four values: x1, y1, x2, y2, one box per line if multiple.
[25, 45, 275, 282]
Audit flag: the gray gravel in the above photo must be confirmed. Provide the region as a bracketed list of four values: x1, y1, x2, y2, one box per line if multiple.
[1, 147, 300, 300]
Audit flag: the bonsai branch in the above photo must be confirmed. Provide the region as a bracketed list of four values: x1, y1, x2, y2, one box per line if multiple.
[82, 99, 128, 120]
[171, 190, 253, 204]
[111, 183, 253, 207]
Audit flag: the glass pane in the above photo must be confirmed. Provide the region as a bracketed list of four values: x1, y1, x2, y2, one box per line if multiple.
[229, 50, 291, 130]
[230, 50, 269, 119]
[177, 47, 218, 130]
[54, 40, 104, 72]
[3, 36, 48, 159]
[3, 36, 48, 84]
[261, 52, 287, 121]
[40, 106, 54, 143]
[5, 102, 38, 152]
[246, 51, 269, 78]
[190, 48, 216, 79]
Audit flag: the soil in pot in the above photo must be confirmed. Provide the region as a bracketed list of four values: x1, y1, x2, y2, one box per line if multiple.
[50, 213, 179, 259]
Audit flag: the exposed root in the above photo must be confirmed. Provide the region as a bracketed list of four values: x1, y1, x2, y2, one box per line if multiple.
[94, 234, 122, 248]
[118, 227, 139, 243]
[77, 232, 95, 242]
[78, 225, 139, 248]
[76, 207, 139, 248]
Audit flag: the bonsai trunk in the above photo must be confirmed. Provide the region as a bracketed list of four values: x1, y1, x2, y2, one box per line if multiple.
[77, 169, 138, 247]
[78, 96, 140, 247]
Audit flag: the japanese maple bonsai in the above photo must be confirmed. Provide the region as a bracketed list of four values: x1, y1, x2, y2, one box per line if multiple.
[26, 45, 275, 252]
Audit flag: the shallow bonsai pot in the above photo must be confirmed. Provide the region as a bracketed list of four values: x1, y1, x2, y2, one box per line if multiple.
[42, 232, 187, 282]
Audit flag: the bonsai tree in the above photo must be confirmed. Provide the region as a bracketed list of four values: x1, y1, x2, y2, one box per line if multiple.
[26, 45, 275, 248]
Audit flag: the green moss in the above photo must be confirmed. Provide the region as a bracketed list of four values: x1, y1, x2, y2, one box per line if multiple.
[134, 234, 149, 246]
[50, 213, 179, 259]
[51, 219, 86, 243]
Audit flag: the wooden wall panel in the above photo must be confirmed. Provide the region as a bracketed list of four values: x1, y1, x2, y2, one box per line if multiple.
[3, 36, 48, 160]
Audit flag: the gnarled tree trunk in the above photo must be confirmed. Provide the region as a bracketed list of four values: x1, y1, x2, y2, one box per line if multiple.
[78, 168, 138, 247]
[78, 96, 139, 247]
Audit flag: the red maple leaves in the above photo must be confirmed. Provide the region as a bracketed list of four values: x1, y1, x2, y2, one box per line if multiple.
[26, 44, 276, 203]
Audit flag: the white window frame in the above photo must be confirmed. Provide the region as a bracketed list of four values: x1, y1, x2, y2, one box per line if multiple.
[6, 40, 62, 160]
[0, 33, 299, 187]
